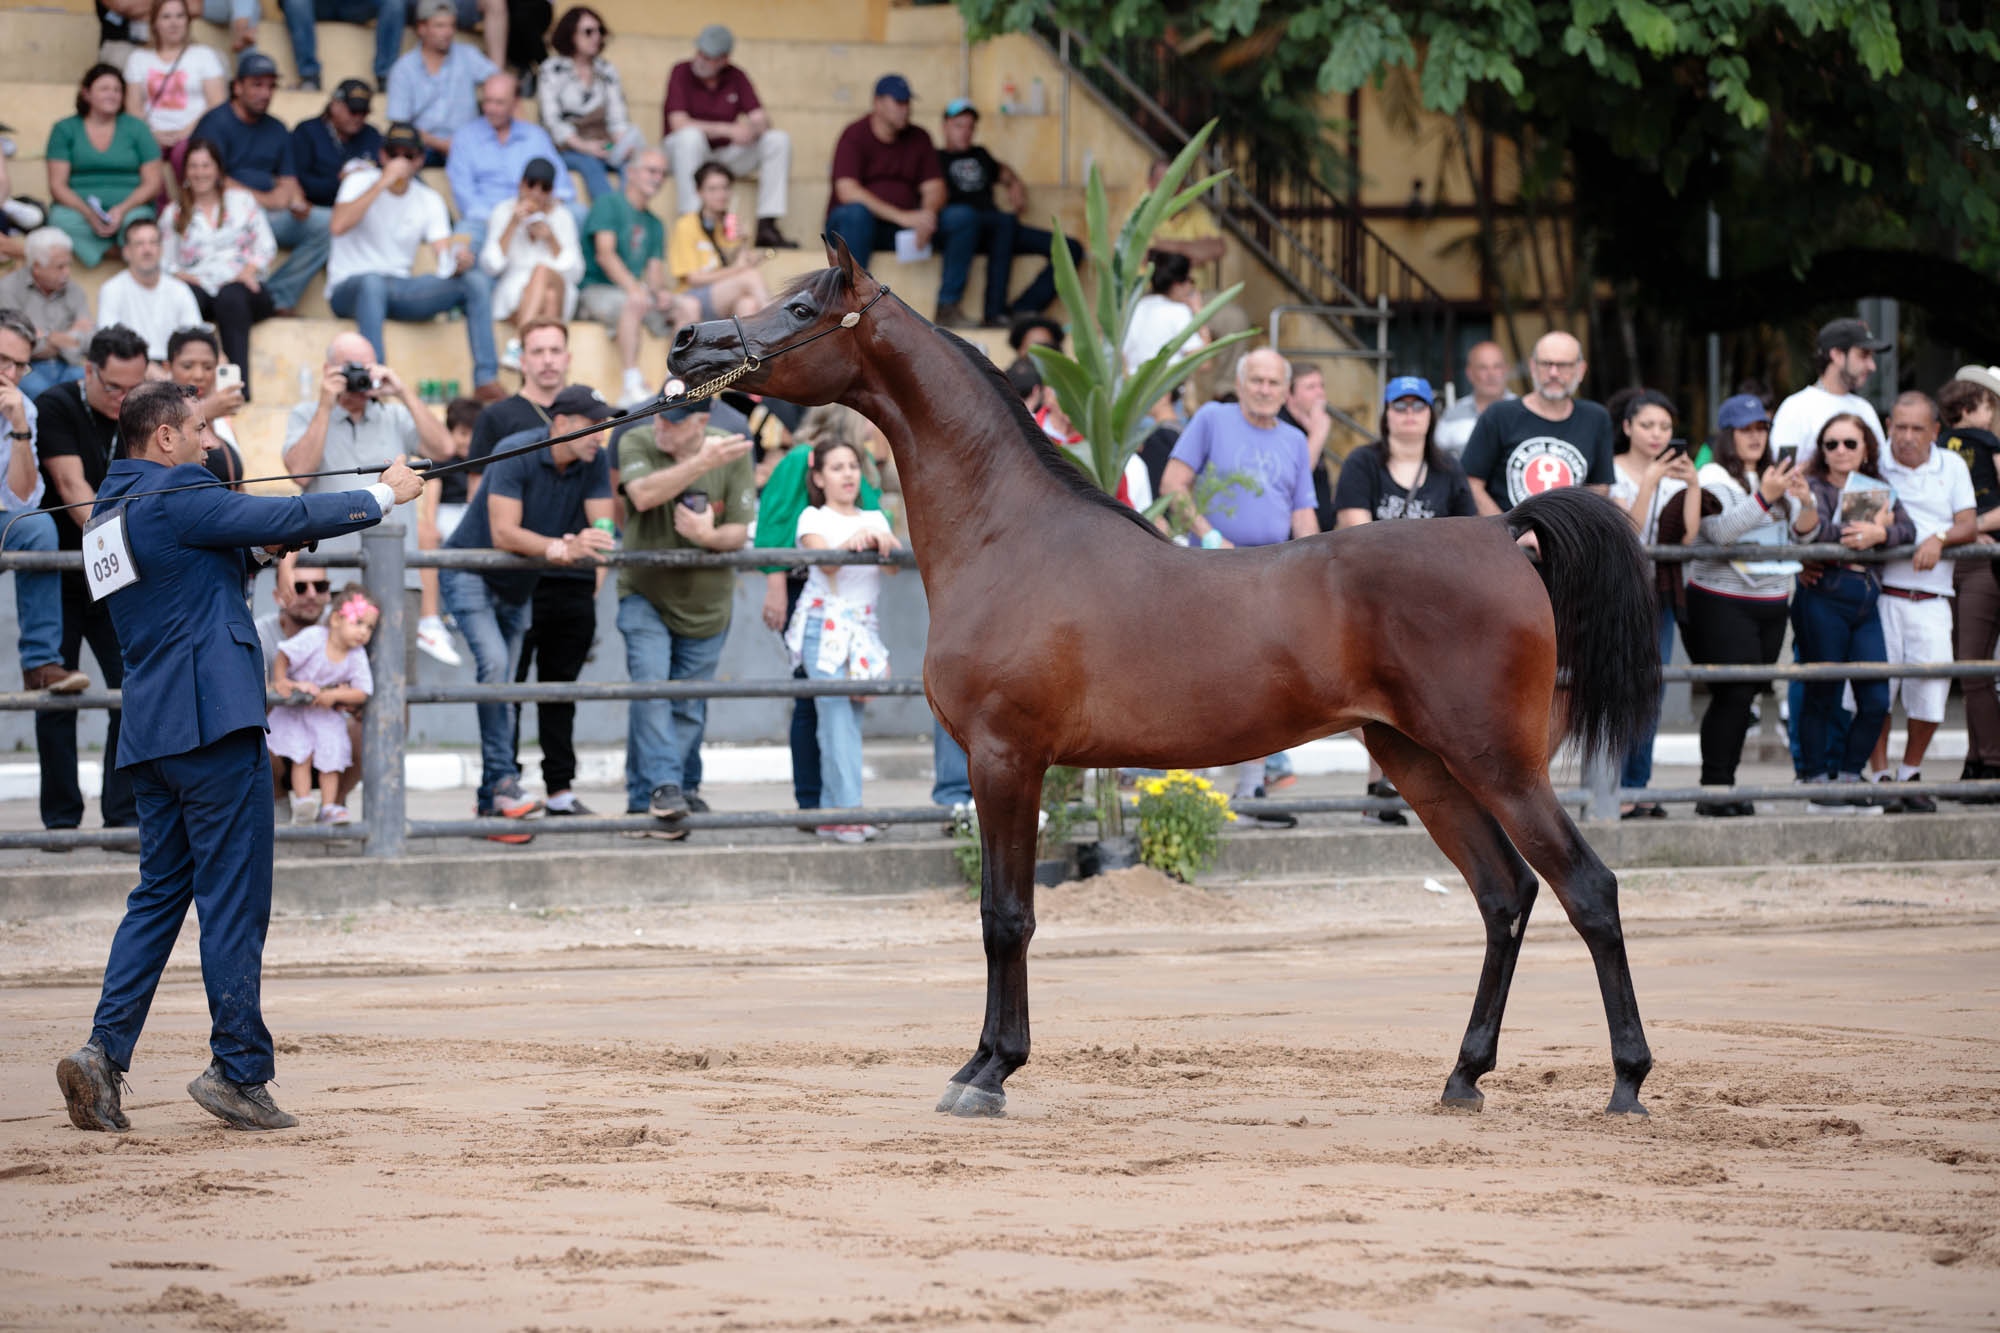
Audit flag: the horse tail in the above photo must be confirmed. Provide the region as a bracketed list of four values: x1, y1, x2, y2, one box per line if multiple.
[1503, 486, 1660, 760]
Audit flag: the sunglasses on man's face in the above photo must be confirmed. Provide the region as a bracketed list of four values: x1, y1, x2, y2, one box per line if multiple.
[292, 579, 331, 595]
[385, 147, 423, 161]
[1821, 437, 1866, 452]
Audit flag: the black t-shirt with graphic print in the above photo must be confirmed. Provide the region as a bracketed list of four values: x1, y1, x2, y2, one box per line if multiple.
[938, 147, 1001, 212]
[1331, 445, 1478, 522]
[1458, 396, 1614, 513]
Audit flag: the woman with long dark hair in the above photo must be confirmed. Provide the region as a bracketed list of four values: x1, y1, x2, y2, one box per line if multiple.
[1791, 412, 1914, 807]
[1673, 393, 1817, 815]
[159, 137, 274, 399]
[1333, 375, 1475, 822]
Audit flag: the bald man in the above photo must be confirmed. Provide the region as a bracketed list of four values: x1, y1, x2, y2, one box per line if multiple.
[1460, 331, 1613, 515]
[1433, 340, 1515, 460]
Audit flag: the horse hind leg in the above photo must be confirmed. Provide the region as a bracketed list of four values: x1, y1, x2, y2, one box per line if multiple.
[935, 750, 1043, 1119]
[1365, 724, 1540, 1113]
[1488, 781, 1653, 1115]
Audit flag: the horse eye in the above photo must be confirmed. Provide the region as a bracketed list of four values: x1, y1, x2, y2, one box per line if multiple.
[789, 304, 813, 321]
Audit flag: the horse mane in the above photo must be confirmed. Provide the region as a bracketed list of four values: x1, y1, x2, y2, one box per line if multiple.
[930, 327, 1168, 541]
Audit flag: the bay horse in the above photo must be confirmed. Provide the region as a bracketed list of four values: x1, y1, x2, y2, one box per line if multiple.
[668, 238, 1662, 1120]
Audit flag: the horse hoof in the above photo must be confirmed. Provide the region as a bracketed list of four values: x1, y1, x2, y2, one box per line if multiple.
[950, 1086, 1006, 1118]
[934, 1081, 968, 1113]
[1606, 1099, 1650, 1118]
[1438, 1094, 1485, 1114]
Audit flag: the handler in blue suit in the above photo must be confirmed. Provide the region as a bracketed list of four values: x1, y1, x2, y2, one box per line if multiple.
[55, 381, 424, 1133]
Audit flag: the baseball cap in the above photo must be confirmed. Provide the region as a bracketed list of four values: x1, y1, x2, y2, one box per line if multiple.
[943, 98, 978, 119]
[1953, 365, 2000, 400]
[661, 396, 714, 421]
[1817, 317, 1892, 354]
[874, 74, 913, 103]
[332, 77, 373, 112]
[1716, 393, 1770, 430]
[1383, 375, 1435, 406]
[382, 120, 424, 153]
[415, 0, 457, 20]
[695, 23, 733, 57]
[550, 385, 615, 421]
[520, 156, 557, 187]
[234, 49, 279, 80]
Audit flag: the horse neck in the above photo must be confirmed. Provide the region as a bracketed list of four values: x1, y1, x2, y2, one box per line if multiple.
[840, 305, 1075, 570]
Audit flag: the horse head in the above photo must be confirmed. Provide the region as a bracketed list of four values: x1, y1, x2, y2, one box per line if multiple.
[665, 233, 886, 407]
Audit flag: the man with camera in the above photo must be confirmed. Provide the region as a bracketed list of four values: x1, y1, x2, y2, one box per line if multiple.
[283, 332, 454, 685]
[614, 396, 754, 834]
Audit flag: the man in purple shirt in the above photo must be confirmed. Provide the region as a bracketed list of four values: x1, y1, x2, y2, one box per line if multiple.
[825, 75, 977, 322]
[662, 24, 793, 247]
[1160, 347, 1319, 824]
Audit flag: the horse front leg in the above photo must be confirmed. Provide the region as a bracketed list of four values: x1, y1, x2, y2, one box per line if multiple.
[935, 753, 1043, 1119]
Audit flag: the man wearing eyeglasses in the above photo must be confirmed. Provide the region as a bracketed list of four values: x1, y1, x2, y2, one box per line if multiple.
[1461, 330, 1614, 516]
[257, 558, 363, 807]
[0, 308, 90, 698]
[33, 324, 151, 841]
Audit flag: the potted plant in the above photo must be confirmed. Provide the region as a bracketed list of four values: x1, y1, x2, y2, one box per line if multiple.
[1134, 769, 1236, 883]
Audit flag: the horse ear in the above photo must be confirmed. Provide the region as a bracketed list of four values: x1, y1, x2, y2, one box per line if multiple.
[825, 231, 862, 287]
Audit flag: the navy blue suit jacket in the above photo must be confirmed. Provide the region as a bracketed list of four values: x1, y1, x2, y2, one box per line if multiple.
[92, 460, 387, 769]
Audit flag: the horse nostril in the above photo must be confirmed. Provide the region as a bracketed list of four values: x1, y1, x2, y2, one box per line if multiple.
[671, 325, 698, 355]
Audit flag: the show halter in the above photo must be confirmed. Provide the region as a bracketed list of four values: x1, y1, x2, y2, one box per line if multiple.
[0, 280, 895, 548]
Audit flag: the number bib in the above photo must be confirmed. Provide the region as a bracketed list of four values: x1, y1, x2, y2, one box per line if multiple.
[82, 508, 140, 601]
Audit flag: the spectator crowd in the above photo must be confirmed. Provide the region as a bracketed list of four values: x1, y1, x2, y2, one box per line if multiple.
[0, 1, 1996, 845]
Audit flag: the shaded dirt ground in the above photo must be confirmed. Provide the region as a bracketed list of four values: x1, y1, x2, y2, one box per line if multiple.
[3, 862, 1998, 1331]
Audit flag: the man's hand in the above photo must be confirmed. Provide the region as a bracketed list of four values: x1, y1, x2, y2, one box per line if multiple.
[761, 577, 787, 631]
[696, 432, 753, 472]
[449, 243, 477, 276]
[287, 195, 312, 219]
[1912, 534, 1946, 572]
[1006, 177, 1027, 213]
[319, 362, 347, 403]
[378, 455, 424, 504]
[908, 209, 938, 247]
[0, 382, 26, 432]
[672, 500, 718, 546]
[374, 364, 408, 399]
[728, 118, 757, 147]
[382, 152, 419, 186]
[544, 526, 616, 565]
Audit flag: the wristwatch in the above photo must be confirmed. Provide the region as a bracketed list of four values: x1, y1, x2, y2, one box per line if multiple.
[8, 430, 28, 441]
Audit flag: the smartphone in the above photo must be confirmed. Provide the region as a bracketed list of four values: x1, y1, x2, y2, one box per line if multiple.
[1774, 444, 1799, 467]
[215, 362, 242, 392]
[678, 489, 709, 513]
[1660, 439, 1686, 461]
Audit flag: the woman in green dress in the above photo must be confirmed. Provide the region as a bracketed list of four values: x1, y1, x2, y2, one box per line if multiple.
[45, 63, 165, 268]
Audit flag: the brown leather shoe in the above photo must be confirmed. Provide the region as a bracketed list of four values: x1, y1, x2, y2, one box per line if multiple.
[24, 663, 89, 693]
[932, 302, 976, 330]
[755, 219, 797, 249]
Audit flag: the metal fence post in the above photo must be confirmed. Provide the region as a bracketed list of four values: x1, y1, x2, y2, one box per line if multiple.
[361, 523, 407, 859]
[1585, 749, 1620, 822]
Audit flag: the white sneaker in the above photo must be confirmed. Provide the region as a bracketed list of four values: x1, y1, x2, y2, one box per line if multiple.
[2, 197, 45, 230]
[500, 337, 522, 372]
[289, 792, 321, 825]
[416, 615, 461, 666]
[619, 368, 650, 409]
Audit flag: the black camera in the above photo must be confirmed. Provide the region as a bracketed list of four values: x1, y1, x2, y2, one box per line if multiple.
[341, 362, 376, 394]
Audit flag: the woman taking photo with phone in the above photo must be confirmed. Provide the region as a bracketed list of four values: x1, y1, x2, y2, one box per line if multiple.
[1608, 389, 1701, 816]
[1668, 393, 1817, 816]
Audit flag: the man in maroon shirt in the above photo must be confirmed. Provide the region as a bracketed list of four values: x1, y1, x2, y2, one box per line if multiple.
[826, 74, 977, 325]
[662, 24, 794, 248]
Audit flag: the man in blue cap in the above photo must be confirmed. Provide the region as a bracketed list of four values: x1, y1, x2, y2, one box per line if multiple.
[826, 75, 976, 318]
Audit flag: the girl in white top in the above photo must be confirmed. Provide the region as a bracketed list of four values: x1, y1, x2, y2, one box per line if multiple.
[479, 160, 584, 323]
[785, 440, 902, 842]
[123, 0, 225, 153]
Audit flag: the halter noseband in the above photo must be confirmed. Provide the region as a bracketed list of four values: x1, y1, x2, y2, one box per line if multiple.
[678, 282, 893, 402]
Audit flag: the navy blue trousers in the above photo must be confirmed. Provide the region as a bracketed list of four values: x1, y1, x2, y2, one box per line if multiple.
[91, 726, 277, 1084]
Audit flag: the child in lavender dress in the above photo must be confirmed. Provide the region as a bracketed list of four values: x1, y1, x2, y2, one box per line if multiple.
[268, 585, 379, 825]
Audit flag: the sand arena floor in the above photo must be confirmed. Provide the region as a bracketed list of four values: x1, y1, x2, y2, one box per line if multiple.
[2, 862, 1997, 1330]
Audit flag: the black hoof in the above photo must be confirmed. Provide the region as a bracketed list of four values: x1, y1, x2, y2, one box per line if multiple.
[1606, 1099, 1650, 1117]
[1438, 1093, 1485, 1114]
[950, 1086, 1006, 1118]
[934, 1081, 968, 1113]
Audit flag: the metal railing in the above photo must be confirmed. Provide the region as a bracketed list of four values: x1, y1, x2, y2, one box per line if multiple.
[1, 532, 1997, 854]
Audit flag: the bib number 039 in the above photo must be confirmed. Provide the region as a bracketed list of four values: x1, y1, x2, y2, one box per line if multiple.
[82, 508, 141, 601]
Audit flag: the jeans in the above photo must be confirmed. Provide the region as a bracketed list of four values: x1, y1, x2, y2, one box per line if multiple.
[1792, 568, 1888, 779]
[439, 569, 531, 811]
[37, 572, 136, 828]
[932, 725, 970, 806]
[262, 206, 332, 310]
[560, 130, 642, 204]
[1785, 655, 1853, 777]
[200, 0, 261, 22]
[19, 359, 83, 401]
[5, 511, 63, 671]
[329, 272, 498, 387]
[938, 205, 1013, 317]
[616, 594, 726, 810]
[281, 0, 403, 82]
[92, 726, 274, 1083]
[1619, 603, 1678, 791]
[1005, 221, 1082, 315]
[801, 616, 863, 809]
[508, 577, 594, 795]
[825, 202, 978, 303]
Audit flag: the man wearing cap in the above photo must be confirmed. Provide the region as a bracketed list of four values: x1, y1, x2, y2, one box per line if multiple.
[191, 51, 333, 314]
[447, 72, 576, 250]
[292, 79, 385, 208]
[281, 0, 405, 93]
[386, 0, 500, 163]
[827, 76, 975, 293]
[1770, 317, 1890, 469]
[442, 383, 616, 838]
[933, 99, 1079, 328]
[615, 396, 754, 834]
[326, 122, 501, 399]
[1461, 330, 1614, 515]
[662, 25, 793, 249]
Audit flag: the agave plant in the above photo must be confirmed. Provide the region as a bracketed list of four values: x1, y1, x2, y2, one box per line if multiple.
[1026, 119, 1259, 496]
